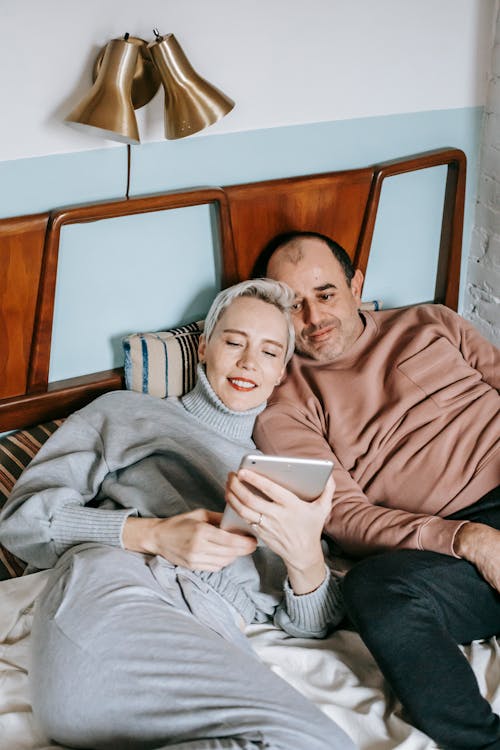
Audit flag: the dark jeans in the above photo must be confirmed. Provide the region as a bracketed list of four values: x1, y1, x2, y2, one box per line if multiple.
[342, 486, 500, 750]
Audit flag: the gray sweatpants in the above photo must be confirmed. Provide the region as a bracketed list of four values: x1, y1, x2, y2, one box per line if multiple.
[30, 545, 355, 750]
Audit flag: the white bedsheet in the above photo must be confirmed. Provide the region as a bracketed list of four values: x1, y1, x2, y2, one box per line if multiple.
[2, 571, 500, 750]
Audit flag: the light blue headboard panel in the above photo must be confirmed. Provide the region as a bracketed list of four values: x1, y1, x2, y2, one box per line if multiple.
[362, 166, 447, 308]
[49, 204, 219, 381]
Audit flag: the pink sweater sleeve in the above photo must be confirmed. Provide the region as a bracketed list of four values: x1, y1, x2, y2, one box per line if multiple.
[450, 307, 500, 390]
[254, 401, 467, 558]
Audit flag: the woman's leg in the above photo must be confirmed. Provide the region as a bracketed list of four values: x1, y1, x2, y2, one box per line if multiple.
[342, 548, 500, 750]
[31, 545, 354, 750]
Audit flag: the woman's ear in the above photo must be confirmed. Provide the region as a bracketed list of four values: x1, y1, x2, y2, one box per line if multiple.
[198, 335, 206, 363]
[274, 365, 286, 386]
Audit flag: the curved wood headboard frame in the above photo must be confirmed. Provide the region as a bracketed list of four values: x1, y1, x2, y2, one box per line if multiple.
[0, 147, 466, 431]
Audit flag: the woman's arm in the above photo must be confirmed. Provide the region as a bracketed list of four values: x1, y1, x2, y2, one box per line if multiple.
[0, 395, 256, 571]
[0, 410, 125, 569]
[274, 567, 345, 638]
[225, 471, 345, 637]
[226, 470, 334, 591]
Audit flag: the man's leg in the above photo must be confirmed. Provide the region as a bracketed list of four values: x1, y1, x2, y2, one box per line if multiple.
[342, 547, 500, 750]
[31, 545, 355, 750]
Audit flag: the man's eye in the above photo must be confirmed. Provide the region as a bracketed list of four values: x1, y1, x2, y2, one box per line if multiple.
[319, 293, 334, 301]
[291, 302, 303, 312]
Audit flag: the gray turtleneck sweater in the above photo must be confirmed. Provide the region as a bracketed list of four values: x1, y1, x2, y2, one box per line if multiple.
[0, 366, 344, 637]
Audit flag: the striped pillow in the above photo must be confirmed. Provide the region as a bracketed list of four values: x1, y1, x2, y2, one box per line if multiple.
[123, 321, 204, 399]
[0, 419, 63, 579]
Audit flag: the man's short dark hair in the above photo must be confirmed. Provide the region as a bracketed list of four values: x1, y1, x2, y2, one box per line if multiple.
[252, 231, 355, 285]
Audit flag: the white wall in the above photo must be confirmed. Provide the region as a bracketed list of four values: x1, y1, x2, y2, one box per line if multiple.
[464, 0, 500, 344]
[0, 0, 494, 161]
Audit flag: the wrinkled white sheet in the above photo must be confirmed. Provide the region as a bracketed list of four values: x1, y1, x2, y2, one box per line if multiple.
[2, 571, 500, 750]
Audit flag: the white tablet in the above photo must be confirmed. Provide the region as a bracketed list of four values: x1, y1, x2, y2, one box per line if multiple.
[220, 453, 334, 537]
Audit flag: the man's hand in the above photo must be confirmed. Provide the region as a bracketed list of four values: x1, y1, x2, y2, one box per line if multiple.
[122, 510, 257, 571]
[454, 522, 500, 592]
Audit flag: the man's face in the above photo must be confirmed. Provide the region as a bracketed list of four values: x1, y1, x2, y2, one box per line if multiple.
[267, 238, 364, 361]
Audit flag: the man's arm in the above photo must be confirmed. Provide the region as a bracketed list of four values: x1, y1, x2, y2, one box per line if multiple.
[453, 522, 500, 592]
[443, 305, 500, 390]
[254, 401, 467, 558]
[257, 404, 500, 593]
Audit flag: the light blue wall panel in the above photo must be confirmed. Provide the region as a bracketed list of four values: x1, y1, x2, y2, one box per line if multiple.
[0, 148, 127, 217]
[129, 108, 480, 193]
[49, 205, 218, 381]
[362, 166, 447, 308]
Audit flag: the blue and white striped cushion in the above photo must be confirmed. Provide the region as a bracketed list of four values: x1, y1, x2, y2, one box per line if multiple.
[123, 321, 204, 399]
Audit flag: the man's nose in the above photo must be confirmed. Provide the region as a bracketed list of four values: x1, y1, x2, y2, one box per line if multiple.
[303, 300, 323, 326]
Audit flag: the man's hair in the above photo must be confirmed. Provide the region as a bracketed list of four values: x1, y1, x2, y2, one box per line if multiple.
[204, 278, 296, 363]
[252, 231, 355, 285]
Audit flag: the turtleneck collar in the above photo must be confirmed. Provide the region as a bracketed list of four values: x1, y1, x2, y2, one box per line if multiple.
[181, 364, 266, 442]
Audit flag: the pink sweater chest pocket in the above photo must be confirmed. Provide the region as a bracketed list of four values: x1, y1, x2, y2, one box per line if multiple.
[397, 338, 483, 408]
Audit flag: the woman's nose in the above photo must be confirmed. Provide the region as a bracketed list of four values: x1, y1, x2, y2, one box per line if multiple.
[237, 348, 257, 369]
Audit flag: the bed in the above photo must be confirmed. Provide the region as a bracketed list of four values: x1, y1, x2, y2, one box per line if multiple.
[4, 146, 499, 750]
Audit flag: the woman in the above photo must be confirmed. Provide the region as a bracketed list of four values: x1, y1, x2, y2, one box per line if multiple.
[0, 280, 354, 750]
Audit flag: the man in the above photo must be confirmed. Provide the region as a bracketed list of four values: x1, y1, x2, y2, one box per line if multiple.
[252, 230, 500, 750]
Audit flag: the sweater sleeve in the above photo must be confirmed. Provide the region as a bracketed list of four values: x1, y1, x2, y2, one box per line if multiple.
[446, 306, 500, 390]
[254, 401, 467, 558]
[274, 566, 344, 638]
[0, 410, 137, 569]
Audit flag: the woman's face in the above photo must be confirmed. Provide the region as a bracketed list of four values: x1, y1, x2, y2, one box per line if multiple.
[198, 296, 288, 412]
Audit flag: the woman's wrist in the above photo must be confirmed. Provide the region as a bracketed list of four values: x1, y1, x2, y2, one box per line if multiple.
[286, 555, 327, 595]
[122, 516, 163, 555]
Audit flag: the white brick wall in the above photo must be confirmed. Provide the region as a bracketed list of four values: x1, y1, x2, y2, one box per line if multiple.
[463, 2, 500, 345]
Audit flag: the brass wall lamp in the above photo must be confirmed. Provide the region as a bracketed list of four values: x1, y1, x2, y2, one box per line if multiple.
[65, 31, 235, 144]
[149, 29, 234, 140]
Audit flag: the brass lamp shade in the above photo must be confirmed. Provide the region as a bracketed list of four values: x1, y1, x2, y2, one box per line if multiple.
[66, 38, 143, 144]
[148, 33, 235, 140]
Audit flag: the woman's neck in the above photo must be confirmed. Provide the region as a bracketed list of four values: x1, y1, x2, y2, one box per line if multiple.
[181, 364, 266, 442]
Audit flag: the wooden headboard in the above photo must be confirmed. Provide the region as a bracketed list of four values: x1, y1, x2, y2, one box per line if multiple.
[0, 147, 466, 433]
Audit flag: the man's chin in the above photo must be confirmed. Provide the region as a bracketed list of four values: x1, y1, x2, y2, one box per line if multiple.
[298, 337, 344, 362]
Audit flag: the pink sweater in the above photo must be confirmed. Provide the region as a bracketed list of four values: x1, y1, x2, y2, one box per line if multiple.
[254, 305, 500, 558]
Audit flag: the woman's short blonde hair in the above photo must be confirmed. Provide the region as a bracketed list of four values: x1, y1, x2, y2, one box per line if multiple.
[203, 278, 295, 363]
